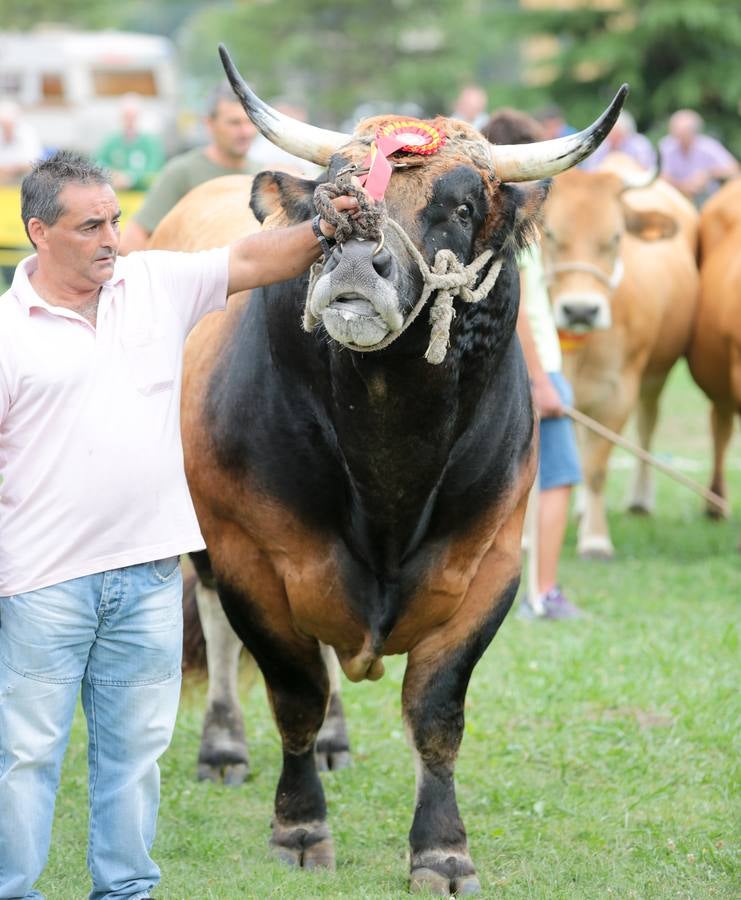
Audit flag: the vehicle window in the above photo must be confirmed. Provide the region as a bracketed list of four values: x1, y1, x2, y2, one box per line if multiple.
[0, 72, 22, 98]
[41, 73, 66, 104]
[92, 69, 157, 97]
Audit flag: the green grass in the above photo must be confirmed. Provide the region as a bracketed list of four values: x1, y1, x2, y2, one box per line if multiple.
[41, 362, 739, 898]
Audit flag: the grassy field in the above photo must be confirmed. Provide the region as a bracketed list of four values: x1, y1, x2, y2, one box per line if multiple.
[41, 362, 739, 899]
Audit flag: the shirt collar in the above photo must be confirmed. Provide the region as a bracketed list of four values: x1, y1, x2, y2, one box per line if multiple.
[10, 254, 127, 315]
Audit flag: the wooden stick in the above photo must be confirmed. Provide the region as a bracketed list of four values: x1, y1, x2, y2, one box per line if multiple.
[563, 404, 730, 517]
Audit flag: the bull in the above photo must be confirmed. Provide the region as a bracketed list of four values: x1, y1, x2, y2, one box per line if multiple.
[173, 46, 626, 893]
[688, 178, 741, 522]
[539, 154, 699, 558]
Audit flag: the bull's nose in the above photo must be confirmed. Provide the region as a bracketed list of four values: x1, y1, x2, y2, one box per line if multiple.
[562, 303, 600, 327]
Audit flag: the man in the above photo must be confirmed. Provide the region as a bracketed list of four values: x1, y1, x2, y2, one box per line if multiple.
[0, 150, 356, 899]
[581, 110, 656, 172]
[482, 109, 583, 619]
[451, 84, 489, 129]
[0, 99, 43, 184]
[119, 82, 261, 254]
[660, 109, 738, 206]
[95, 93, 165, 191]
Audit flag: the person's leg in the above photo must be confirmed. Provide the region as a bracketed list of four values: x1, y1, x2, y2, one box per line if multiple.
[83, 559, 183, 900]
[534, 372, 582, 618]
[0, 579, 99, 899]
[537, 484, 571, 595]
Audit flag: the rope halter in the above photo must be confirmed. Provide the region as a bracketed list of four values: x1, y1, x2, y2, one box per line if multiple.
[543, 257, 624, 293]
[308, 176, 503, 365]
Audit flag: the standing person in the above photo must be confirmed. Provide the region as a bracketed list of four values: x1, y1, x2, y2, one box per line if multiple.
[482, 109, 583, 619]
[95, 93, 165, 191]
[581, 110, 656, 171]
[0, 99, 43, 184]
[119, 82, 261, 254]
[0, 150, 357, 900]
[660, 109, 738, 206]
[451, 84, 489, 129]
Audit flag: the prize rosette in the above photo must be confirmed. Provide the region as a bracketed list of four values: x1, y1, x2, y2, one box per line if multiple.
[375, 119, 446, 156]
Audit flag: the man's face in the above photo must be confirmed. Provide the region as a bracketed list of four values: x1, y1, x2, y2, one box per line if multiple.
[33, 182, 121, 287]
[208, 99, 257, 160]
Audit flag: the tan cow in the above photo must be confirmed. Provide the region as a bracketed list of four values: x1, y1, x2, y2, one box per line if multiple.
[688, 178, 741, 519]
[540, 154, 699, 558]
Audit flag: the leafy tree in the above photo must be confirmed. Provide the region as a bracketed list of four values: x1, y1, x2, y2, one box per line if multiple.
[489, 0, 741, 153]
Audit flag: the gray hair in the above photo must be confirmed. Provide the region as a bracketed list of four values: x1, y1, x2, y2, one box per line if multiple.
[21, 151, 111, 246]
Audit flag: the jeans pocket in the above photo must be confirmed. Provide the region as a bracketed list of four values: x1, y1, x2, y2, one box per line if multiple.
[151, 556, 180, 581]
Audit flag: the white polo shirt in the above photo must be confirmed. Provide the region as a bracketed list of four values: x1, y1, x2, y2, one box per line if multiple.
[0, 247, 229, 596]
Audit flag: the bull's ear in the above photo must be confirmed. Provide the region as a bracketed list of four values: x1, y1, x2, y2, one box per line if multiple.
[250, 171, 317, 224]
[622, 206, 678, 241]
[509, 180, 551, 248]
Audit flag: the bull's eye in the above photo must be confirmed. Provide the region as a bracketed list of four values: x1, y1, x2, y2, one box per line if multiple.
[456, 203, 472, 222]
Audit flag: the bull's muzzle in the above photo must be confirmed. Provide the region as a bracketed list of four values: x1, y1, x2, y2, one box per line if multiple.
[553, 292, 612, 333]
[307, 236, 403, 348]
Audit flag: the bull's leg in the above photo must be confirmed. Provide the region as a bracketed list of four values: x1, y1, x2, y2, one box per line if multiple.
[218, 584, 335, 870]
[577, 380, 638, 559]
[191, 551, 253, 786]
[315, 643, 351, 771]
[402, 579, 519, 897]
[627, 372, 668, 514]
[706, 401, 735, 519]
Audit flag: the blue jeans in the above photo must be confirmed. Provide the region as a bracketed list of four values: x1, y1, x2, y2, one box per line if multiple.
[0, 559, 183, 900]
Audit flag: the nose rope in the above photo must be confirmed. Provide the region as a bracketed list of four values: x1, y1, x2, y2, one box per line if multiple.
[309, 180, 503, 365]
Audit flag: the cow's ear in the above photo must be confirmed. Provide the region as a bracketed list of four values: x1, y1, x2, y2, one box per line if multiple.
[509, 179, 551, 249]
[622, 206, 678, 241]
[250, 171, 317, 224]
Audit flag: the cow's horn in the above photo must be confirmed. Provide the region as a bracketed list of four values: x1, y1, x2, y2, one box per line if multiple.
[219, 44, 350, 166]
[488, 84, 630, 182]
[619, 157, 660, 193]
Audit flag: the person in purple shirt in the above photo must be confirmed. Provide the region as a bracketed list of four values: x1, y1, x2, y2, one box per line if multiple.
[660, 109, 738, 206]
[582, 110, 656, 171]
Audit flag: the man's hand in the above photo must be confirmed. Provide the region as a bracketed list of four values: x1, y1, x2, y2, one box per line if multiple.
[318, 194, 361, 239]
[531, 372, 564, 418]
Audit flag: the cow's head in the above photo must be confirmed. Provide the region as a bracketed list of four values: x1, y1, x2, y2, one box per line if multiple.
[220, 45, 627, 358]
[541, 166, 679, 333]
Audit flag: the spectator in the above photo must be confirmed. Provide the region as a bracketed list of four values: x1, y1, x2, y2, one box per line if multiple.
[660, 109, 739, 206]
[0, 149, 357, 900]
[451, 84, 489, 129]
[482, 107, 583, 620]
[120, 81, 261, 254]
[582, 110, 656, 171]
[95, 92, 165, 191]
[0, 99, 43, 185]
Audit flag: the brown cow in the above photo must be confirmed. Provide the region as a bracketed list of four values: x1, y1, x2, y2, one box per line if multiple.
[540, 155, 699, 558]
[175, 45, 626, 893]
[688, 178, 741, 520]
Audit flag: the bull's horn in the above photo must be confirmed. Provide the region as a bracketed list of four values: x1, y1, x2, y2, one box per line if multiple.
[219, 44, 350, 166]
[619, 154, 660, 193]
[489, 84, 630, 182]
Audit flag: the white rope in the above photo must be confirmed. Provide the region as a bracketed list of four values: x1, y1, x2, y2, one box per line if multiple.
[544, 257, 624, 292]
[306, 217, 503, 365]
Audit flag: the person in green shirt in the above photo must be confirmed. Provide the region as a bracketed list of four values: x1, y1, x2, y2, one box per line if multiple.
[119, 82, 261, 254]
[96, 93, 165, 192]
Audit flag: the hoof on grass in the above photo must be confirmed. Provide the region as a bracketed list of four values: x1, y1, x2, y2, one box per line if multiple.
[270, 820, 336, 871]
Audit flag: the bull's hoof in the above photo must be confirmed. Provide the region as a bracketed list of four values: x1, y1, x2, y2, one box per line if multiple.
[270, 820, 336, 871]
[197, 759, 250, 785]
[316, 748, 352, 771]
[578, 536, 614, 561]
[627, 502, 652, 516]
[704, 504, 728, 521]
[410, 853, 480, 896]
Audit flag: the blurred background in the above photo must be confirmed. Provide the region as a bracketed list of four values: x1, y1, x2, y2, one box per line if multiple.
[0, 0, 738, 154]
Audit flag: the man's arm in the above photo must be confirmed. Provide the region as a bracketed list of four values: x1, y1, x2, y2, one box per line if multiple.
[517, 268, 563, 418]
[227, 195, 358, 295]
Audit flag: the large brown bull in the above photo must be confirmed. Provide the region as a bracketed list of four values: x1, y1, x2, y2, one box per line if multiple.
[688, 178, 741, 520]
[172, 45, 626, 893]
[540, 154, 699, 558]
